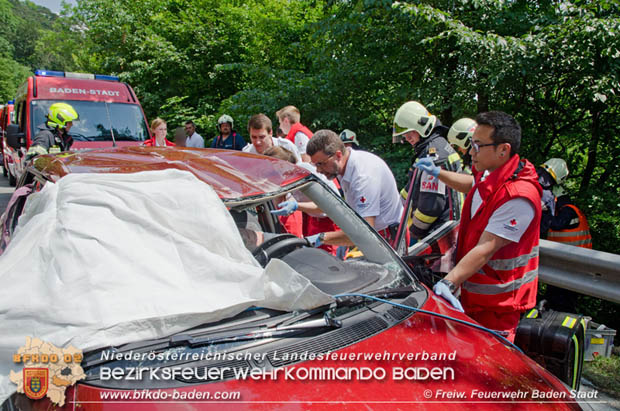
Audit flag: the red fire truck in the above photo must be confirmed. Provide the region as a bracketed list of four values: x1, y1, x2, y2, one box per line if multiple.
[1, 101, 14, 183]
[4, 70, 151, 185]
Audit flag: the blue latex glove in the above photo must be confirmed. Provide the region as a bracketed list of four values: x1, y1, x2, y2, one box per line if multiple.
[433, 282, 464, 312]
[414, 156, 440, 178]
[305, 233, 323, 248]
[541, 189, 555, 215]
[270, 199, 298, 216]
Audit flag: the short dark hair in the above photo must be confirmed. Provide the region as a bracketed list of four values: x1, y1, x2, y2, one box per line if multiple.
[263, 146, 297, 164]
[475, 111, 521, 156]
[306, 129, 345, 157]
[247, 114, 272, 133]
[185, 120, 195, 126]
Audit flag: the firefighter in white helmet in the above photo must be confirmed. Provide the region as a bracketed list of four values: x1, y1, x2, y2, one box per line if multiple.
[537, 158, 592, 312]
[537, 158, 591, 246]
[392, 101, 463, 239]
[448, 117, 476, 173]
[339, 129, 360, 148]
[211, 114, 247, 150]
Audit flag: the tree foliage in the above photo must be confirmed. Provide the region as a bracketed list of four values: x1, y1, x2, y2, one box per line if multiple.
[2, 0, 618, 251]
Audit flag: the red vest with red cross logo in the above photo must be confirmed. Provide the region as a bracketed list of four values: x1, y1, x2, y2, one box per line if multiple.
[456, 155, 542, 313]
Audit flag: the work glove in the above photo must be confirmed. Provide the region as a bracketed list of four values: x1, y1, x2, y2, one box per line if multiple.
[433, 281, 464, 312]
[541, 190, 555, 215]
[305, 233, 323, 248]
[413, 156, 440, 178]
[270, 199, 298, 216]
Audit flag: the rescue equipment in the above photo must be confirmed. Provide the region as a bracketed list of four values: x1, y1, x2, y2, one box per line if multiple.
[515, 306, 585, 390]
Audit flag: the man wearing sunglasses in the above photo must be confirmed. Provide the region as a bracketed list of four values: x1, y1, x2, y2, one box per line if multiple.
[414, 111, 542, 342]
[392, 101, 463, 241]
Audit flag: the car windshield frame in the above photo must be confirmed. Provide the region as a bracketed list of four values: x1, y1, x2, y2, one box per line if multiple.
[30, 100, 149, 142]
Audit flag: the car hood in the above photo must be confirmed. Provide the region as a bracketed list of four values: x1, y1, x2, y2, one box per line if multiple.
[0, 169, 332, 405]
[60, 294, 579, 410]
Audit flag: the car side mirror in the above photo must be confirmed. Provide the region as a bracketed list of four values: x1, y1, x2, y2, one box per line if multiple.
[6, 124, 25, 150]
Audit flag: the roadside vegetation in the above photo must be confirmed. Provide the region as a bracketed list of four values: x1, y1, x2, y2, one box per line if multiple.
[583, 353, 620, 398]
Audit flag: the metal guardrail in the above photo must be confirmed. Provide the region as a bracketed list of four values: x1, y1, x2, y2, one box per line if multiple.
[538, 239, 620, 304]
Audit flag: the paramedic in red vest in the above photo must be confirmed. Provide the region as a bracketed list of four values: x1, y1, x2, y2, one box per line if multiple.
[414, 111, 542, 342]
[143, 117, 175, 147]
[276, 105, 313, 162]
[265, 145, 340, 255]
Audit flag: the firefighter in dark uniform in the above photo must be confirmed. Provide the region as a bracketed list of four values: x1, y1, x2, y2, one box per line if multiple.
[27, 102, 78, 158]
[392, 101, 462, 239]
[537, 158, 592, 313]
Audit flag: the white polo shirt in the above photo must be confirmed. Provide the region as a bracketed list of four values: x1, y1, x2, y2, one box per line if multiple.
[337, 148, 403, 231]
[293, 132, 310, 155]
[185, 132, 204, 148]
[471, 171, 535, 242]
[242, 137, 301, 163]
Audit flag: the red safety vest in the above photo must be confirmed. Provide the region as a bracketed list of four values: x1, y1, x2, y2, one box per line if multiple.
[547, 204, 592, 249]
[285, 123, 313, 144]
[457, 155, 542, 313]
[143, 137, 175, 147]
[279, 211, 303, 238]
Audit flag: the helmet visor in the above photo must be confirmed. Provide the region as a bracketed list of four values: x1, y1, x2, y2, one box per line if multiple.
[541, 163, 558, 184]
[392, 122, 410, 143]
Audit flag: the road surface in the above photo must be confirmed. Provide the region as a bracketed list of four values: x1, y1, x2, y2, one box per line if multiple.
[0, 171, 13, 213]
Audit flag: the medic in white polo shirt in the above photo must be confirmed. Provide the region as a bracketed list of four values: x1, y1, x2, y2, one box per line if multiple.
[300, 129, 403, 247]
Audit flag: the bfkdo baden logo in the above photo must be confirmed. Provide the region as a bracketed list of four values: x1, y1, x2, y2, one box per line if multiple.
[10, 337, 85, 406]
[23, 368, 49, 400]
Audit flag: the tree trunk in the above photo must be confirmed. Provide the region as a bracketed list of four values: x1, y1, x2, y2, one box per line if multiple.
[579, 108, 601, 196]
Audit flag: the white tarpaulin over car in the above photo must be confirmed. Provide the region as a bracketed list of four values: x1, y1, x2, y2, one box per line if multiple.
[0, 169, 332, 403]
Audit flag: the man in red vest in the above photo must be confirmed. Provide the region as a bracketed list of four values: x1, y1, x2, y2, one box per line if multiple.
[276, 105, 313, 162]
[414, 111, 542, 342]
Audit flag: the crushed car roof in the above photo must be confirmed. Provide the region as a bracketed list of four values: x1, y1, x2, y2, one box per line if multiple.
[32, 146, 312, 199]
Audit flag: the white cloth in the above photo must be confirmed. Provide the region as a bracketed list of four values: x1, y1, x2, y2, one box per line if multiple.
[185, 132, 204, 148]
[471, 189, 535, 242]
[338, 148, 403, 231]
[0, 169, 332, 403]
[293, 131, 310, 155]
[243, 137, 302, 163]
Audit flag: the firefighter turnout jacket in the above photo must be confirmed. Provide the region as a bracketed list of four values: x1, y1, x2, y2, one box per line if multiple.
[404, 125, 462, 239]
[28, 124, 73, 157]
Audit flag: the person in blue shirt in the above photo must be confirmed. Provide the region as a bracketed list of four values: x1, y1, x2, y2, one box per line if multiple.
[211, 114, 246, 150]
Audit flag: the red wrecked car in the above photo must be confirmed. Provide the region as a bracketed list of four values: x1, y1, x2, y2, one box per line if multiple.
[0, 147, 590, 410]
